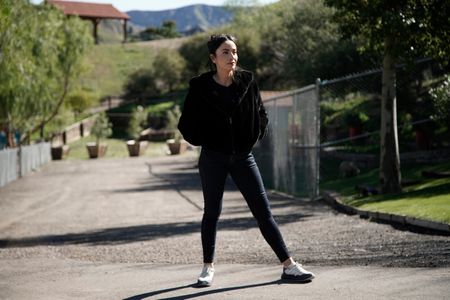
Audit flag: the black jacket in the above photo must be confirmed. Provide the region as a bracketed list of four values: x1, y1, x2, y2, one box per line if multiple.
[178, 70, 269, 154]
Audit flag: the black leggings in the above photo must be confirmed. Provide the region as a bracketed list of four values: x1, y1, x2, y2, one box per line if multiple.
[198, 148, 290, 263]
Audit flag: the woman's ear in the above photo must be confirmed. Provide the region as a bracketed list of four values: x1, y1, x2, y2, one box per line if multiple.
[209, 54, 216, 64]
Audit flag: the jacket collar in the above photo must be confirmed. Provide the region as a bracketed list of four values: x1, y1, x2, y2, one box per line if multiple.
[197, 69, 254, 106]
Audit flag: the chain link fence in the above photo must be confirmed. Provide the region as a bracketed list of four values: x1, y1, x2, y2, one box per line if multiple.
[319, 58, 447, 181]
[254, 85, 320, 199]
[254, 58, 447, 199]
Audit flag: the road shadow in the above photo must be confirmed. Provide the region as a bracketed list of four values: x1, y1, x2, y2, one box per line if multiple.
[0, 212, 312, 248]
[123, 280, 288, 300]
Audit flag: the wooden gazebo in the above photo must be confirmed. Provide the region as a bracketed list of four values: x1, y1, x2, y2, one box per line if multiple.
[47, 0, 130, 44]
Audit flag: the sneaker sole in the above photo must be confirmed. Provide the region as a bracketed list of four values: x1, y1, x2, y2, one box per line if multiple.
[281, 273, 315, 282]
[196, 280, 212, 287]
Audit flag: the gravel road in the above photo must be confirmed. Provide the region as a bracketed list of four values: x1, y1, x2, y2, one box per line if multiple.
[0, 153, 449, 268]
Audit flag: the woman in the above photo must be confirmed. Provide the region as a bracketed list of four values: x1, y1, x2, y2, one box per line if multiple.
[178, 34, 315, 287]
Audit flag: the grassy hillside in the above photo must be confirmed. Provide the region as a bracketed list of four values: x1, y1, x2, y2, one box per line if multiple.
[75, 38, 188, 99]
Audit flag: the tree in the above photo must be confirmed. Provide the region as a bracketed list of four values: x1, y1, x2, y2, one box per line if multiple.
[325, 0, 450, 193]
[91, 112, 112, 146]
[65, 90, 98, 117]
[160, 20, 180, 38]
[430, 75, 450, 127]
[139, 20, 180, 41]
[225, 0, 376, 88]
[127, 105, 147, 140]
[123, 68, 160, 102]
[179, 33, 210, 77]
[153, 50, 186, 93]
[0, 0, 92, 147]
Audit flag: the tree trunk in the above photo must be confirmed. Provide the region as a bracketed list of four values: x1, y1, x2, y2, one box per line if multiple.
[20, 72, 70, 144]
[5, 125, 15, 148]
[379, 38, 402, 194]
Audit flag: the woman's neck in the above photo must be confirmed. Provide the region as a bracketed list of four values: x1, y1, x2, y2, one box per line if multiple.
[213, 70, 234, 87]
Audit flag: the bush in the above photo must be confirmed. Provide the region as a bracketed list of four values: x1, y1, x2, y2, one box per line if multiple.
[145, 102, 175, 129]
[127, 105, 147, 140]
[429, 75, 450, 126]
[344, 111, 369, 128]
[153, 50, 186, 93]
[179, 33, 210, 78]
[66, 89, 99, 116]
[124, 68, 160, 102]
[91, 112, 112, 144]
[165, 105, 182, 141]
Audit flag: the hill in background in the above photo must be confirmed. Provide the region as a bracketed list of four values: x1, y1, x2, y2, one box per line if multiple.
[127, 4, 233, 34]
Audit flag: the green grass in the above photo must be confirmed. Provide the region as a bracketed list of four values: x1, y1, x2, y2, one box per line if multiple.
[321, 161, 450, 224]
[75, 43, 157, 98]
[66, 136, 168, 160]
[345, 178, 450, 223]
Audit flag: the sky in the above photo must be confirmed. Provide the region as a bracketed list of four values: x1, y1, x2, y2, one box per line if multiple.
[31, 0, 279, 11]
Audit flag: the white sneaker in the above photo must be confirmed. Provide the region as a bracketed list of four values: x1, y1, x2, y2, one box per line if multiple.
[281, 262, 315, 282]
[197, 265, 214, 287]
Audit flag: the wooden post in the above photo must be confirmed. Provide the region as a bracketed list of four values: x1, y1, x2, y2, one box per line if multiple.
[123, 19, 128, 43]
[91, 18, 100, 44]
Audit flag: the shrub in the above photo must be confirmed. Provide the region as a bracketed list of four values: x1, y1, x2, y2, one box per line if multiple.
[127, 105, 147, 140]
[91, 112, 112, 144]
[66, 90, 99, 116]
[124, 68, 160, 102]
[165, 105, 182, 141]
[429, 75, 450, 126]
[153, 50, 186, 93]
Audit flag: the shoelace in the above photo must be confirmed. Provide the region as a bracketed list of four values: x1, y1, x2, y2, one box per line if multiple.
[200, 267, 213, 277]
[286, 263, 304, 275]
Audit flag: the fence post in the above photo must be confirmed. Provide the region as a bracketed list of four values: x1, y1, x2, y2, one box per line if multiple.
[18, 144, 22, 178]
[80, 122, 84, 137]
[315, 78, 321, 199]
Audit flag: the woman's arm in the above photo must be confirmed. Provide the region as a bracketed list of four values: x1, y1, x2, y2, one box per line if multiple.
[178, 80, 203, 146]
[254, 81, 269, 140]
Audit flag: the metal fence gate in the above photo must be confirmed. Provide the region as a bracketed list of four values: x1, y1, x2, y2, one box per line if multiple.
[254, 84, 320, 199]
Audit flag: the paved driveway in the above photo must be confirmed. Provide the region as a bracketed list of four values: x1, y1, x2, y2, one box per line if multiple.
[0, 153, 448, 299]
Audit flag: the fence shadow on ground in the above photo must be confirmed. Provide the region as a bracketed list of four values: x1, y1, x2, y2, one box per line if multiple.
[0, 212, 313, 248]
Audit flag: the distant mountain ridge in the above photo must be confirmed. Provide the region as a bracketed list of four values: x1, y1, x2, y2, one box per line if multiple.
[127, 4, 233, 34]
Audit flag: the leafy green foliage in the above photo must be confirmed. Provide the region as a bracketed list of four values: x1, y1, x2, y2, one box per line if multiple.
[325, 0, 450, 62]
[221, 0, 377, 88]
[321, 93, 378, 130]
[127, 105, 147, 140]
[124, 50, 186, 100]
[124, 69, 160, 101]
[65, 90, 99, 116]
[325, 0, 450, 193]
[145, 101, 176, 129]
[153, 50, 186, 92]
[0, 0, 92, 146]
[429, 75, 450, 126]
[179, 33, 211, 78]
[91, 112, 112, 144]
[165, 105, 182, 141]
[139, 20, 180, 41]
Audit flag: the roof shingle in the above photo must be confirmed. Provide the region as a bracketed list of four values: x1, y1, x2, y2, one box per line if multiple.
[48, 0, 129, 20]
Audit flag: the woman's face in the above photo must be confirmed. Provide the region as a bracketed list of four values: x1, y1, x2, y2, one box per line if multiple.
[210, 40, 238, 72]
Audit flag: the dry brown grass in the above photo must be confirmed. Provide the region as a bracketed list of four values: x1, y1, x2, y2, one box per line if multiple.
[132, 37, 190, 50]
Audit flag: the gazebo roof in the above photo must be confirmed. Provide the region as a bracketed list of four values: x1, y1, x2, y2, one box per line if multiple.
[47, 0, 130, 20]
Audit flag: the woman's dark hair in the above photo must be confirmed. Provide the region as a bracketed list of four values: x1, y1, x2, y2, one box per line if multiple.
[207, 34, 237, 71]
